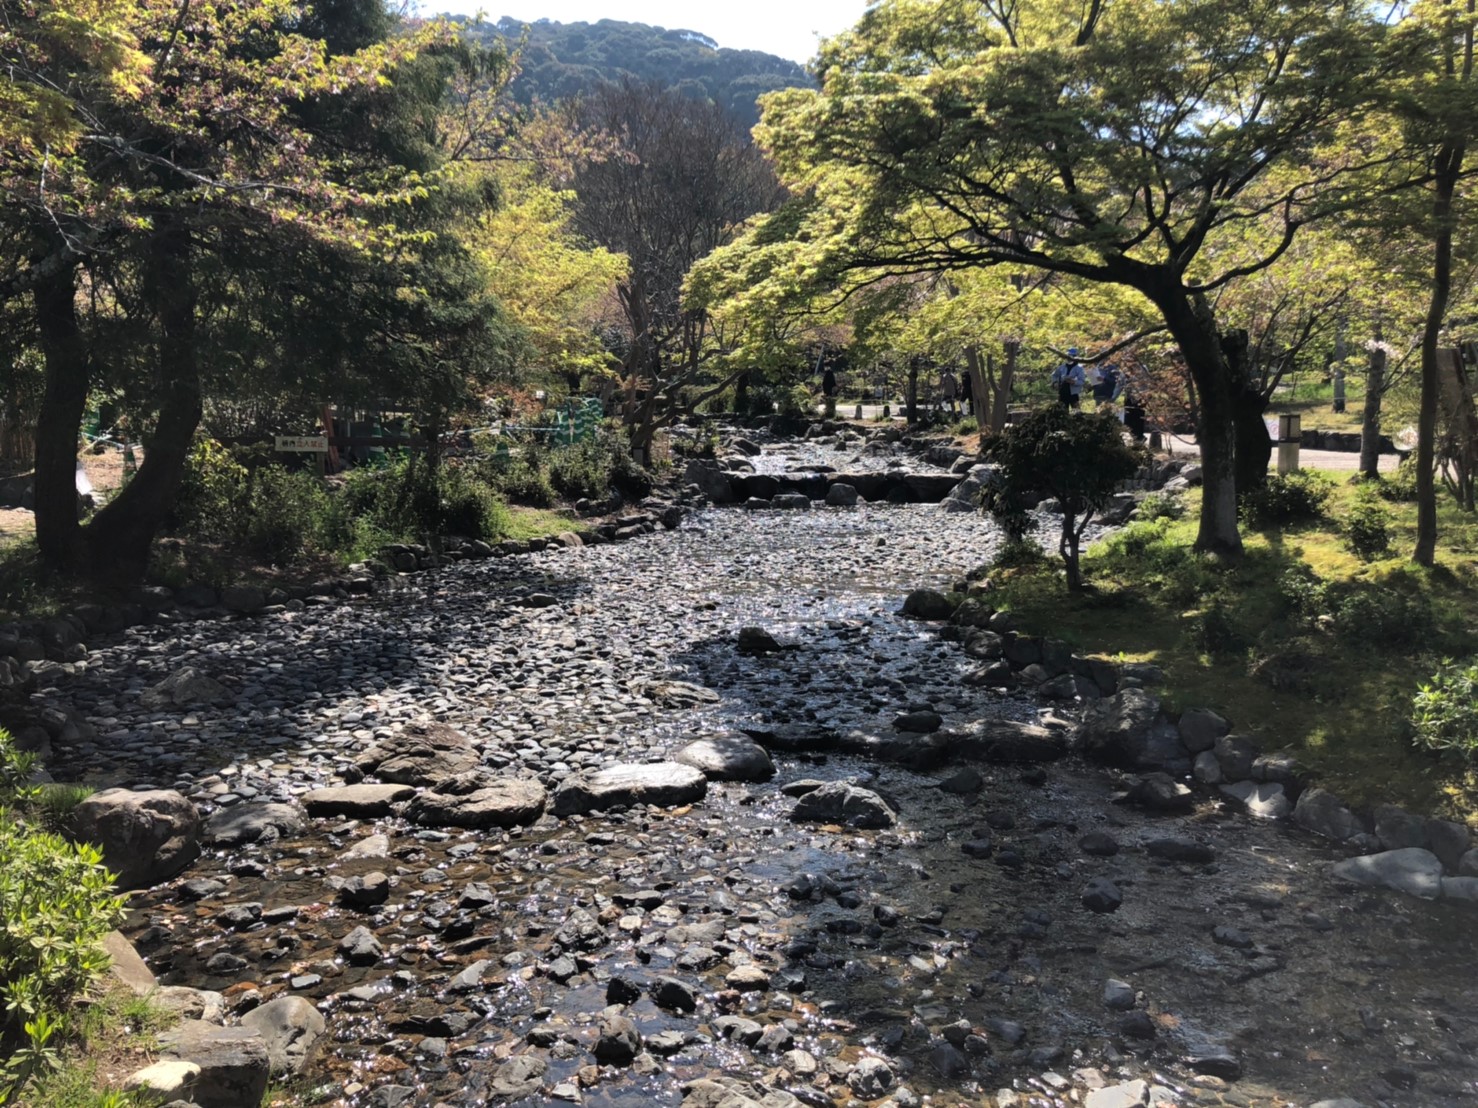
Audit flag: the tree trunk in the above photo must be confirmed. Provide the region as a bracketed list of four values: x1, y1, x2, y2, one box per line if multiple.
[1233, 388, 1271, 493]
[1155, 286, 1243, 556]
[906, 362, 919, 424]
[1359, 328, 1387, 480]
[1059, 510, 1083, 592]
[31, 262, 90, 573]
[82, 221, 202, 587]
[1416, 139, 1464, 566]
[734, 371, 749, 413]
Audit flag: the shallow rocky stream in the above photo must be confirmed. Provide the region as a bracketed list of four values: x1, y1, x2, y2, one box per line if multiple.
[44, 477, 1478, 1108]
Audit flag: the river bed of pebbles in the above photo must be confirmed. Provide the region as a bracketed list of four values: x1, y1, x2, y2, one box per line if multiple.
[36, 493, 1478, 1108]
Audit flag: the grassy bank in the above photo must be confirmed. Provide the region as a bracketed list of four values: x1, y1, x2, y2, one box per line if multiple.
[986, 473, 1478, 823]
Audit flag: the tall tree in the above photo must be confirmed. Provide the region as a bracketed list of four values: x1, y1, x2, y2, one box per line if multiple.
[743, 0, 1388, 555]
[570, 79, 784, 459]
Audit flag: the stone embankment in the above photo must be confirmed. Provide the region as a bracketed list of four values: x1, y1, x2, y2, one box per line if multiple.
[5, 431, 1475, 1108]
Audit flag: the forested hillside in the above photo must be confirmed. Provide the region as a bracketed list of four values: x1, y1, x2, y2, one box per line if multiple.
[454, 16, 814, 126]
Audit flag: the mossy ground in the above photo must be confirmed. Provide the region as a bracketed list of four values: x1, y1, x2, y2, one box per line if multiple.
[985, 475, 1478, 825]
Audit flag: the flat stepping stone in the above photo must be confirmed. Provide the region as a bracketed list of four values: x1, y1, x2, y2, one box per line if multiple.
[406, 773, 548, 829]
[551, 762, 708, 816]
[1331, 848, 1444, 900]
[303, 784, 414, 818]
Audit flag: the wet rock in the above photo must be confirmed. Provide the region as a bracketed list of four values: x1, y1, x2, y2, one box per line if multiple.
[70, 789, 200, 889]
[790, 781, 896, 829]
[1081, 877, 1123, 913]
[1184, 1043, 1242, 1080]
[1293, 788, 1363, 842]
[1440, 877, 1478, 902]
[1103, 979, 1136, 1010]
[960, 720, 1066, 763]
[936, 767, 984, 794]
[1087, 1079, 1148, 1108]
[239, 997, 325, 1076]
[338, 926, 384, 965]
[304, 784, 414, 819]
[1426, 818, 1472, 872]
[1192, 750, 1222, 784]
[1219, 780, 1290, 819]
[961, 839, 994, 859]
[1176, 708, 1228, 753]
[593, 1015, 642, 1064]
[220, 585, 267, 613]
[674, 735, 775, 782]
[737, 626, 783, 654]
[337, 872, 390, 909]
[825, 483, 860, 507]
[681, 1077, 799, 1108]
[355, 721, 480, 786]
[339, 834, 390, 860]
[963, 660, 1016, 688]
[1143, 836, 1215, 864]
[1118, 1011, 1157, 1040]
[725, 965, 770, 992]
[1331, 848, 1444, 900]
[158, 1021, 270, 1108]
[893, 709, 942, 733]
[139, 667, 235, 710]
[1212, 925, 1254, 949]
[848, 1056, 896, 1098]
[551, 761, 707, 816]
[1309, 1101, 1370, 1108]
[1079, 831, 1120, 856]
[684, 461, 734, 505]
[406, 773, 547, 829]
[1124, 772, 1193, 812]
[652, 976, 698, 1012]
[1212, 734, 1259, 781]
[202, 802, 305, 847]
[489, 1054, 547, 1099]
[773, 492, 811, 510]
[1077, 690, 1171, 768]
[901, 589, 956, 621]
[1460, 848, 1478, 877]
[639, 680, 722, 709]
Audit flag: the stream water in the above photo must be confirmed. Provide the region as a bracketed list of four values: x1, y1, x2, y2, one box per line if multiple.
[89, 478, 1478, 1108]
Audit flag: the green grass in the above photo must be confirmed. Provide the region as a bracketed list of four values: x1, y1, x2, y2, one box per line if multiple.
[504, 507, 589, 542]
[14, 986, 176, 1108]
[987, 475, 1478, 823]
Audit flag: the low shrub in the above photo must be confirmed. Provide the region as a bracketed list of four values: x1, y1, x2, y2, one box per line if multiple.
[1411, 658, 1478, 761]
[1379, 457, 1421, 502]
[1328, 583, 1433, 648]
[0, 732, 126, 1102]
[1343, 493, 1391, 561]
[1136, 491, 1185, 521]
[1187, 600, 1246, 655]
[1240, 471, 1332, 528]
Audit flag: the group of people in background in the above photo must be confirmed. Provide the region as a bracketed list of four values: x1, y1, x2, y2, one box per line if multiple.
[1051, 349, 1147, 441]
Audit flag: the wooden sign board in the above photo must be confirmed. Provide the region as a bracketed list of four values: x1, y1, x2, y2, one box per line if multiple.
[275, 435, 329, 453]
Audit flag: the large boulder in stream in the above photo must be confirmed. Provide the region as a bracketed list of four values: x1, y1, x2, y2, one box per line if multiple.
[1077, 689, 1188, 770]
[674, 736, 775, 782]
[69, 789, 200, 889]
[789, 781, 897, 829]
[354, 720, 481, 786]
[406, 772, 547, 829]
[552, 762, 708, 816]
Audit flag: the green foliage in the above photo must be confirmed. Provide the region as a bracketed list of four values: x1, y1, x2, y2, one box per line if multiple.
[1136, 491, 1185, 521]
[1412, 658, 1478, 762]
[1329, 583, 1433, 648]
[1188, 600, 1246, 655]
[992, 538, 1052, 571]
[952, 416, 979, 434]
[982, 407, 1146, 589]
[0, 734, 126, 1104]
[32, 785, 95, 832]
[1240, 471, 1333, 528]
[777, 384, 814, 419]
[1378, 457, 1422, 503]
[545, 430, 651, 502]
[1343, 492, 1392, 560]
[338, 457, 512, 542]
[483, 457, 555, 508]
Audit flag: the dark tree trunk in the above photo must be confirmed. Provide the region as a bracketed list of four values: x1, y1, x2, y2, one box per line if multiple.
[1416, 139, 1464, 566]
[31, 262, 90, 572]
[1155, 286, 1243, 556]
[82, 221, 202, 588]
[733, 371, 749, 413]
[906, 362, 918, 424]
[1233, 388, 1271, 493]
[995, 339, 1018, 434]
[1359, 328, 1387, 480]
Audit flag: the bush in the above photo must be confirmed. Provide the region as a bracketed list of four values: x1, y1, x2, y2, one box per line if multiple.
[1239, 471, 1332, 528]
[486, 458, 555, 508]
[173, 438, 249, 540]
[1343, 494, 1391, 561]
[1277, 566, 1330, 622]
[1187, 600, 1246, 655]
[1329, 583, 1433, 648]
[1411, 658, 1478, 761]
[241, 465, 334, 564]
[1136, 491, 1185, 521]
[1379, 457, 1421, 503]
[0, 732, 126, 1101]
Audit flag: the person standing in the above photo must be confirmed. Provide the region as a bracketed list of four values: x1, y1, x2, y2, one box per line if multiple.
[1092, 361, 1120, 410]
[1051, 350, 1085, 408]
[939, 367, 959, 415]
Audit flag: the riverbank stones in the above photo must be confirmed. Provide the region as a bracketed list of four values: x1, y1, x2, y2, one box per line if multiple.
[674, 736, 775, 782]
[790, 781, 896, 828]
[304, 784, 414, 818]
[70, 789, 200, 889]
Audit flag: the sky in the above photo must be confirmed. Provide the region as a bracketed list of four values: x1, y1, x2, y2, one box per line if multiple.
[430, 1, 871, 64]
